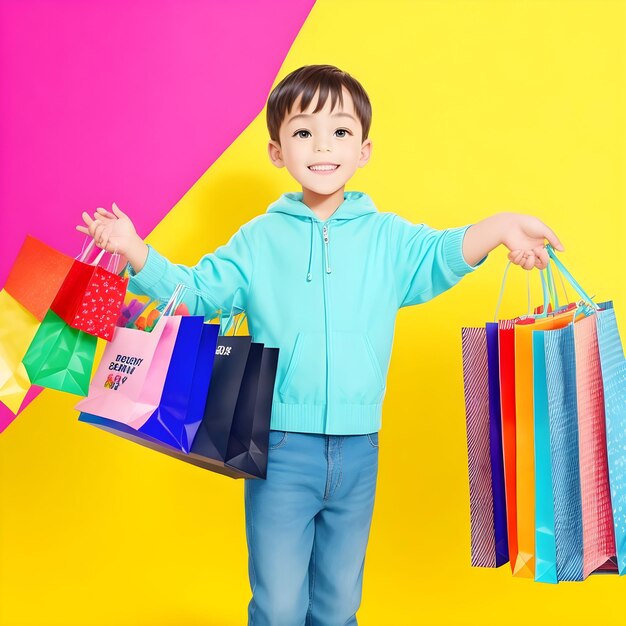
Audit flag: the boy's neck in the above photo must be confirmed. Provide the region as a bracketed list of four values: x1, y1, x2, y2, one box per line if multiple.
[301, 186, 345, 221]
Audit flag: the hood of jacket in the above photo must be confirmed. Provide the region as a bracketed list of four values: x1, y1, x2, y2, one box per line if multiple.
[266, 190, 378, 283]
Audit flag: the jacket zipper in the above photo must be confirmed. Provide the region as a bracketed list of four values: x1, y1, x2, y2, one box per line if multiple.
[322, 223, 332, 432]
[323, 224, 331, 273]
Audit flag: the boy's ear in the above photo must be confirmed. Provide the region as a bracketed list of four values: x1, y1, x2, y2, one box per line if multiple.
[268, 140, 285, 168]
[358, 138, 373, 168]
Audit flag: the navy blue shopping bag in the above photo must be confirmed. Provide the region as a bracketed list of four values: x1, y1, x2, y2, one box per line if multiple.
[226, 344, 279, 479]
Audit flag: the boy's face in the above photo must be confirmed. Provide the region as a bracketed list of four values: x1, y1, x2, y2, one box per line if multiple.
[268, 87, 372, 196]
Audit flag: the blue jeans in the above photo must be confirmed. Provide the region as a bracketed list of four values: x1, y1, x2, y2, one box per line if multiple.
[244, 430, 379, 626]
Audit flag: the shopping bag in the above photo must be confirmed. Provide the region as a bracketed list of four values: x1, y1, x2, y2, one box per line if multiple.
[544, 245, 624, 577]
[494, 266, 538, 575]
[21, 309, 97, 395]
[173, 331, 277, 479]
[595, 306, 626, 575]
[573, 311, 616, 579]
[461, 325, 507, 567]
[223, 337, 278, 478]
[80, 307, 279, 480]
[543, 323, 584, 582]
[188, 334, 255, 469]
[4, 235, 74, 321]
[76, 283, 216, 450]
[532, 330, 558, 584]
[498, 318, 519, 574]
[513, 306, 577, 578]
[531, 268, 583, 584]
[50, 241, 127, 341]
[496, 263, 575, 578]
[0, 290, 40, 414]
[77, 313, 219, 453]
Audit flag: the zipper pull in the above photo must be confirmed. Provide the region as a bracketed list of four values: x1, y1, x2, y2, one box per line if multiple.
[322, 225, 331, 274]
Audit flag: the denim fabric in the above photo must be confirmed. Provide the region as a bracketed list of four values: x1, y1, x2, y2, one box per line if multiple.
[244, 429, 379, 626]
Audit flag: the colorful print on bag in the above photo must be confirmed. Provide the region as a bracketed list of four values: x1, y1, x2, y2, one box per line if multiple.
[51, 258, 128, 341]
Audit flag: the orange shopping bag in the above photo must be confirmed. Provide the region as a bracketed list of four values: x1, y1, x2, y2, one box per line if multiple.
[513, 305, 585, 578]
[3, 235, 74, 321]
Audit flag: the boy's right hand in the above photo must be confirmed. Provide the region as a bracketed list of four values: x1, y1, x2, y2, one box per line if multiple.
[76, 202, 149, 273]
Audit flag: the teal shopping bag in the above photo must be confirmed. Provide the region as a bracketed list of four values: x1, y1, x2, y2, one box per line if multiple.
[532, 330, 558, 584]
[22, 309, 97, 395]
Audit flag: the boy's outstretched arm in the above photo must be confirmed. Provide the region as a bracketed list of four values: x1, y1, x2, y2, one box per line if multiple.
[462, 212, 564, 271]
[77, 203, 254, 320]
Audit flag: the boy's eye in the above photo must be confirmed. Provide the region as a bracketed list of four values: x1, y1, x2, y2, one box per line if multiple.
[292, 129, 352, 139]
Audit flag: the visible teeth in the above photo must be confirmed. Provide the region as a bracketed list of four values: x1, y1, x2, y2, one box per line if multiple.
[309, 165, 338, 171]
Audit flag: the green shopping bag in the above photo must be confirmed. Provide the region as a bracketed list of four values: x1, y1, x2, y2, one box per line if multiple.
[22, 309, 97, 395]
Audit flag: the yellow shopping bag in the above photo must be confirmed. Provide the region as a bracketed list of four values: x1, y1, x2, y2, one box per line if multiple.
[0, 289, 40, 414]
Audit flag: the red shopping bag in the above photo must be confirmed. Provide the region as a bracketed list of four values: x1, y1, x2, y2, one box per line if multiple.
[3, 235, 74, 321]
[50, 241, 128, 341]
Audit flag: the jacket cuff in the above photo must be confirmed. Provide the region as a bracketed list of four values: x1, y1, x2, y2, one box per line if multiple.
[126, 244, 169, 291]
[444, 225, 488, 277]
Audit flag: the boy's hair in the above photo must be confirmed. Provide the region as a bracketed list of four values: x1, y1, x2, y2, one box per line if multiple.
[266, 64, 372, 144]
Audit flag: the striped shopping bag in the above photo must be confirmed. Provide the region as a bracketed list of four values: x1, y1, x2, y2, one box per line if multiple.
[461, 326, 508, 567]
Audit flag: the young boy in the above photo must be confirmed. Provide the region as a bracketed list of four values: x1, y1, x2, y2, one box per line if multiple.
[78, 64, 563, 626]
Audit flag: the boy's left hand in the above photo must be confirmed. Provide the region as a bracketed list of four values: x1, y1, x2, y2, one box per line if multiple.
[502, 213, 564, 271]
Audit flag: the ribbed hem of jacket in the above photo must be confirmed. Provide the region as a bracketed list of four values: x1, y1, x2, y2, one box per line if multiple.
[444, 225, 488, 277]
[270, 401, 382, 435]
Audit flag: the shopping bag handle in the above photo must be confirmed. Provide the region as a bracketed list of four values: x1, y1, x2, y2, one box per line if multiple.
[543, 252, 574, 311]
[162, 284, 185, 317]
[158, 283, 248, 336]
[218, 289, 247, 336]
[75, 236, 119, 269]
[493, 261, 553, 322]
[545, 245, 599, 311]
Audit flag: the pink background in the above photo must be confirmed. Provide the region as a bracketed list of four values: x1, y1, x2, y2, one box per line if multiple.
[0, 0, 315, 428]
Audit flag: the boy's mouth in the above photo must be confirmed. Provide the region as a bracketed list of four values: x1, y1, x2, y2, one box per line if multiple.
[308, 163, 340, 174]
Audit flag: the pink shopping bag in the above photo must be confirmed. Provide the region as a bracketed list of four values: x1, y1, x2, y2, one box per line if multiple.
[573, 312, 616, 578]
[75, 314, 181, 427]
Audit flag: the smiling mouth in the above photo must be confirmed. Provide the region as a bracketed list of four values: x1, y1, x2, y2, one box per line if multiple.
[308, 164, 340, 173]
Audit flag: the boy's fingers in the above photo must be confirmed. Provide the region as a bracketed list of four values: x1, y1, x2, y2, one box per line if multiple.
[534, 246, 549, 268]
[521, 251, 535, 271]
[542, 225, 564, 251]
[111, 202, 126, 218]
[93, 222, 106, 244]
[93, 210, 113, 222]
[76, 225, 89, 234]
[96, 207, 116, 219]
[82, 211, 94, 227]
[89, 220, 100, 238]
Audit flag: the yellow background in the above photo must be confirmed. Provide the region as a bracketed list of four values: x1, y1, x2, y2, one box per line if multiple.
[1, 1, 624, 624]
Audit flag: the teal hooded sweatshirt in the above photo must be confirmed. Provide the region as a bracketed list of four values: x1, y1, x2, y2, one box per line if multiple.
[127, 190, 486, 435]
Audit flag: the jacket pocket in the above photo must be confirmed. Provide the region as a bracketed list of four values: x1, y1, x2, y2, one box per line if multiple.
[278, 331, 326, 404]
[332, 330, 386, 404]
